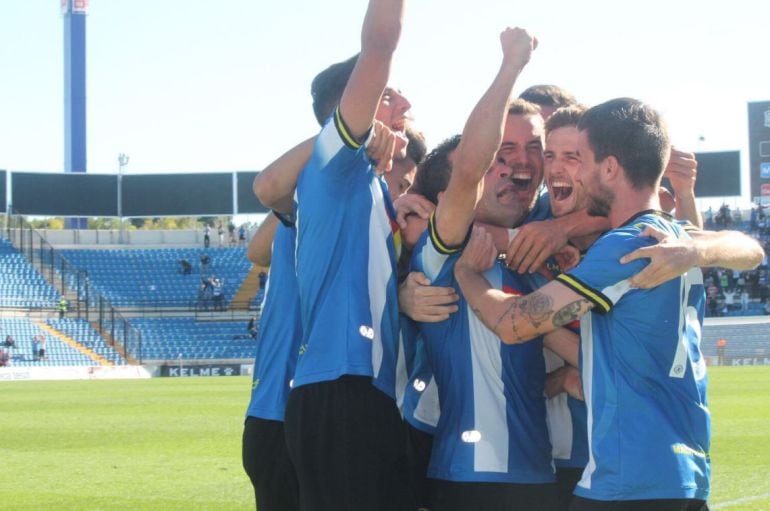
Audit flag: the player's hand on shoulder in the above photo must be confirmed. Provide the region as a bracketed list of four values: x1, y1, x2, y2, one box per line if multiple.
[506, 220, 568, 274]
[456, 226, 497, 275]
[399, 272, 459, 323]
[499, 27, 538, 68]
[620, 225, 697, 289]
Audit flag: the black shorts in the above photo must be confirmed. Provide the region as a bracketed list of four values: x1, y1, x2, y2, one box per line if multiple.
[284, 375, 415, 511]
[569, 496, 709, 511]
[429, 479, 556, 511]
[405, 423, 434, 509]
[554, 467, 584, 511]
[242, 416, 299, 511]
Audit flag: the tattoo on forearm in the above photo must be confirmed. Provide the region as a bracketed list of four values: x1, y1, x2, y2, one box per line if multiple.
[518, 292, 553, 328]
[493, 301, 518, 338]
[552, 299, 589, 328]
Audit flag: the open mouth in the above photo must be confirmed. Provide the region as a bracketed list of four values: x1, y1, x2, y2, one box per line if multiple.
[550, 179, 574, 201]
[511, 171, 532, 191]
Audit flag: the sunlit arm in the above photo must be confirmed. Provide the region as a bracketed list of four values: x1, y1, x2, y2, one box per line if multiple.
[543, 328, 580, 367]
[454, 268, 593, 345]
[246, 213, 279, 266]
[252, 136, 315, 214]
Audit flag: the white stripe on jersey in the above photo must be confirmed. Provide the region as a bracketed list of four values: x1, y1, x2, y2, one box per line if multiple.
[670, 268, 704, 379]
[578, 313, 597, 490]
[316, 120, 346, 167]
[414, 377, 440, 428]
[395, 329, 408, 411]
[367, 178, 392, 379]
[601, 278, 632, 306]
[545, 350, 573, 460]
[468, 266, 509, 474]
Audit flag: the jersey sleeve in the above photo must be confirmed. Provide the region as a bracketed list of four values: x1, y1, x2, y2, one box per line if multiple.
[312, 106, 373, 179]
[555, 229, 654, 314]
[409, 213, 472, 285]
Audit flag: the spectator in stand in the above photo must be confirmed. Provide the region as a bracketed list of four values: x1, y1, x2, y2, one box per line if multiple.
[258, 271, 267, 291]
[59, 298, 68, 320]
[38, 336, 46, 361]
[0, 348, 9, 367]
[723, 288, 736, 311]
[199, 253, 211, 276]
[32, 336, 41, 361]
[247, 316, 257, 339]
[218, 223, 225, 247]
[228, 222, 237, 246]
[741, 289, 750, 311]
[212, 278, 225, 310]
[179, 259, 193, 275]
[765, 299, 770, 315]
[239, 225, 247, 247]
[203, 224, 211, 248]
[3, 334, 15, 349]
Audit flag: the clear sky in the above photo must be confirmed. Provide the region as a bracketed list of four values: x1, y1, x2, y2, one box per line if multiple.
[1, 0, 768, 209]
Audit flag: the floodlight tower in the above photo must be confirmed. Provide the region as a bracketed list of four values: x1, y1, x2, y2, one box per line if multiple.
[62, 0, 88, 229]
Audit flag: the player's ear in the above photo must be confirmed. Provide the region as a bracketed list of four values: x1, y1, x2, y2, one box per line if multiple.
[604, 155, 621, 182]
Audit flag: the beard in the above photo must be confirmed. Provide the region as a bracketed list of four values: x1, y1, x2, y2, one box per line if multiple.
[586, 184, 614, 218]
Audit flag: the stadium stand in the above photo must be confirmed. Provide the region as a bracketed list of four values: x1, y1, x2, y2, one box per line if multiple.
[46, 317, 125, 365]
[59, 247, 252, 307]
[0, 238, 61, 308]
[0, 317, 108, 367]
[129, 317, 256, 361]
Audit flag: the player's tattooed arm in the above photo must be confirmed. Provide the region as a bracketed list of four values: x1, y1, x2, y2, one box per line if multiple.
[457, 267, 594, 344]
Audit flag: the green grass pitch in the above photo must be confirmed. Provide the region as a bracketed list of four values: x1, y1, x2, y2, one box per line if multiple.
[1, 367, 769, 510]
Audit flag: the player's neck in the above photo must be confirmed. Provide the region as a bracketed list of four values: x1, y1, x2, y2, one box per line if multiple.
[609, 187, 660, 229]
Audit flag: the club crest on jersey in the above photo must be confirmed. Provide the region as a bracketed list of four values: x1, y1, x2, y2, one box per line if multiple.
[359, 325, 375, 340]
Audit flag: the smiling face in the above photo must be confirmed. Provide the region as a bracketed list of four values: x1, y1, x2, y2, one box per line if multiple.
[375, 87, 412, 133]
[544, 125, 585, 218]
[575, 130, 614, 218]
[474, 113, 544, 228]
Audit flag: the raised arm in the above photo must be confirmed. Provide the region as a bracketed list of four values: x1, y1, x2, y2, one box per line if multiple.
[435, 27, 537, 247]
[454, 227, 593, 344]
[665, 148, 703, 229]
[246, 213, 280, 266]
[252, 136, 315, 213]
[621, 226, 765, 289]
[338, 0, 405, 141]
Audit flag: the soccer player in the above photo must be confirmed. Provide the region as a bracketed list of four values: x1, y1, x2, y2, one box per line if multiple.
[519, 84, 577, 121]
[279, 0, 417, 508]
[242, 212, 301, 511]
[409, 27, 570, 510]
[454, 97, 764, 511]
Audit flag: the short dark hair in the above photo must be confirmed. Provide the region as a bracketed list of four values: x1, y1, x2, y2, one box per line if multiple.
[519, 84, 577, 109]
[404, 125, 427, 166]
[311, 54, 359, 126]
[578, 98, 670, 190]
[507, 98, 542, 117]
[411, 135, 461, 205]
[544, 104, 589, 136]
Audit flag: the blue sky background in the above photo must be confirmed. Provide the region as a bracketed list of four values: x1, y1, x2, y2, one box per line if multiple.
[1, 0, 768, 211]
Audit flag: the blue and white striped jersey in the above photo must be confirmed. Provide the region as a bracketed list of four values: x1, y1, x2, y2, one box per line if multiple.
[556, 210, 710, 501]
[293, 107, 402, 400]
[410, 216, 554, 483]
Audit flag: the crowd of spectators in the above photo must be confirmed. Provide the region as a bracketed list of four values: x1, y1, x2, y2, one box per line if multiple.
[703, 203, 770, 317]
